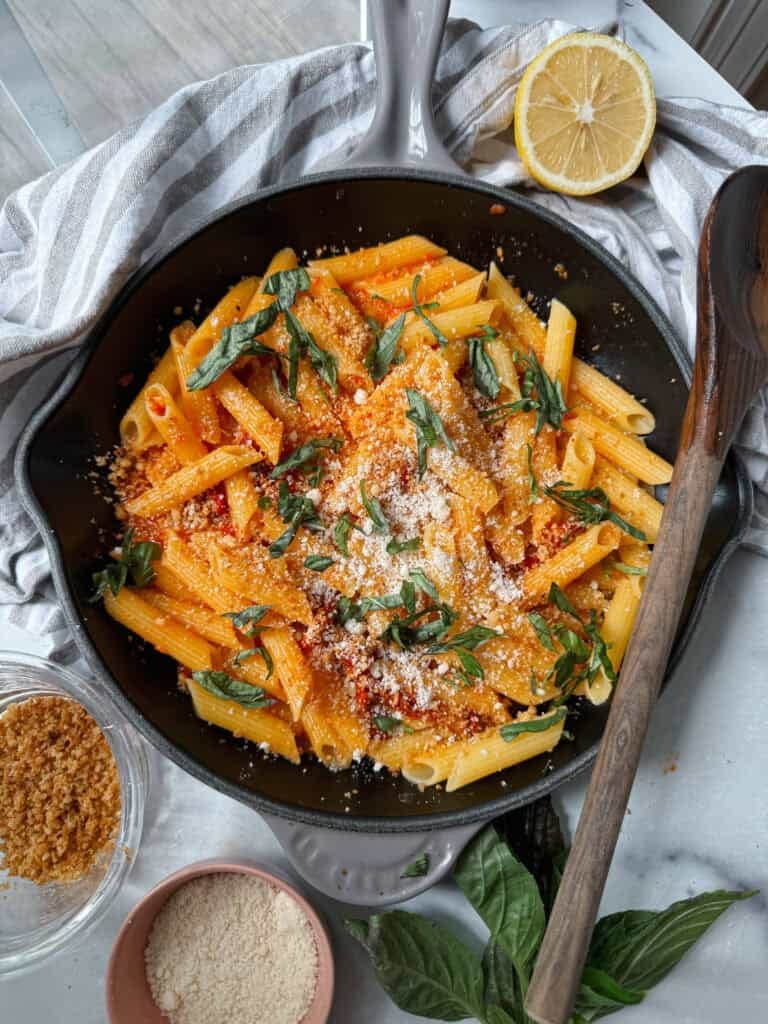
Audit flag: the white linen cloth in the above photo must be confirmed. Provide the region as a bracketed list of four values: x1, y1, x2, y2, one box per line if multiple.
[2, 17, 768, 657]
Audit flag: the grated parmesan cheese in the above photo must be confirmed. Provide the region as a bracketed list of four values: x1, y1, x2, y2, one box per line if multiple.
[145, 873, 319, 1024]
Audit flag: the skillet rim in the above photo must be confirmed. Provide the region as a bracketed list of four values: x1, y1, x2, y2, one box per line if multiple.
[14, 166, 753, 832]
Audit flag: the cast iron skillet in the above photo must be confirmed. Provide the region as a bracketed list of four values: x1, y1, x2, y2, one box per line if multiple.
[15, 0, 751, 901]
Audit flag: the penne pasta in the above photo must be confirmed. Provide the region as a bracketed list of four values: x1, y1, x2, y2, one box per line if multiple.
[565, 407, 673, 484]
[104, 588, 213, 671]
[400, 299, 501, 352]
[262, 626, 313, 720]
[188, 680, 299, 763]
[523, 522, 623, 602]
[225, 469, 260, 540]
[486, 262, 546, 355]
[144, 383, 207, 464]
[570, 358, 655, 434]
[543, 298, 577, 393]
[212, 372, 283, 464]
[445, 717, 565, 791]
[125, 446, 260, 517]
[120, 347, 179, 450]
[367, 257, 477, 305]
[171, 321, 221, 444]
[592, 456, 664, 542]
[309, 235, 446, 284]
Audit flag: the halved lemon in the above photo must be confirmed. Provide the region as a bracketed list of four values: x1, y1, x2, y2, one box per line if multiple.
[514, 33, 656, 196]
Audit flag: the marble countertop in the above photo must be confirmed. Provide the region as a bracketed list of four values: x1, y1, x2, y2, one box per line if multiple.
[3, 3, 767, 1023]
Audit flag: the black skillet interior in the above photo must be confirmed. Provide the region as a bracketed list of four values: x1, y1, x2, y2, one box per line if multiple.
[19, 172, 750, 831]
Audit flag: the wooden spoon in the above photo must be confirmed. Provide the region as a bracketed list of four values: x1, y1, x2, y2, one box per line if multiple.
[525, 165, 768, 1024]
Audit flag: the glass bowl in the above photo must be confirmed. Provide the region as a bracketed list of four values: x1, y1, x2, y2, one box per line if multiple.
[0, 651, 147, 976]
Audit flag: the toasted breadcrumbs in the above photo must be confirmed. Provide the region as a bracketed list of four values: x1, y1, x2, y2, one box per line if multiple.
[0, 696, 121, 884]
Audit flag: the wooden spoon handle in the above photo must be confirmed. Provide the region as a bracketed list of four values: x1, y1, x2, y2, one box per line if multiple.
[525, 438, 724, 1024]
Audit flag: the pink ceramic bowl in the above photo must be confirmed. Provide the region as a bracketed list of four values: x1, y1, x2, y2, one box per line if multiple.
[106, 860, 334, 1024]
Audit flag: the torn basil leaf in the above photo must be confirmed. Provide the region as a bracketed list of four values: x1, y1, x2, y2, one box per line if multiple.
[500, 707, 567, 741]
[468, 325, 501, 399]
[191, 670, 274, 708]
[405, 388, 455, 479]
[365, 312, 406, 382]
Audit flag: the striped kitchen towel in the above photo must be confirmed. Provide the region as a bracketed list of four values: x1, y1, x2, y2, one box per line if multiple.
[2, 17, 768, 656]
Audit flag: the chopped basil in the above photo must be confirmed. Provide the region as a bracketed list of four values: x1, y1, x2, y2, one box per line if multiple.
[360, 480, 389, 534]
[186, 306, 281, 391]
[305, 554, 334, 572]
[526, 443, 539, 502]
[528, 611, 556, 652]
[479, 349, 567, 434]
[500, 707, 567, 741]
[283, 308, 338, 396]
[262, 267, 311, 308]
[269, 481, 322, 558]
[544, 481, 647, 541]
[405, 388, 455, 479]
[223, 604, 271, 631]
[232, 646, 274, 678]
[365, 313, 406, 382]
[380, 602, 459, 649]
[90, 529, 161, 602]
[269, 437, 343, 480]
[400, 853, 430, 879]
[386, 535, 421, 555]
[613, 561, 648, 576]
[374, 714, 413, 735]
[548, 582, 580, 619]
[191, 670, 274, 709]
[411, 273, 448, 347]
[369, 292, 392, 304]
[468, 325, 501, 399]
[427, 625, 502, 683]
[257, 494, 272, 510]
[333, 513, 354, 556]
[408, 567, 439, 602]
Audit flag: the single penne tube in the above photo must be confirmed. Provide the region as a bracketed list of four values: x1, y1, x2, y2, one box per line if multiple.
[445, 718, 565, 791]
[486, 262, 546, 356]
[151, 561, 203, 605]
[141, 589, 240, 648]
[225, 468, 260, 540]
[543, 298, 577, 393]
[301, 699, 350, 768]
[144, 383, 207, 463]
[324, 705, 369, 760]
[523, 522, 622, 603]
[565, 408, 673, 485]
[171, 322, 221, 444]
[369, 727, 440, 772]
[499, 410, 537, 524]
[531, 425, 560, 543]
[262, 626, 313, 721]
[586, 575, 643, 704]
[570, 358, 655, 434]
[183, 277, 260, 372]
[125, 446, 260, 517]
[188, 680, 300, 763]
[309, 235, 446, 284]
[161, 534, 245, 614]
[367, 256, 477, 305]
[104, 588, 213, 671]
[560, 432, 596, 491]
[591, 457, 664, 542]
[400, 299, 501, 352]
[212, 372, 283, 464]
[430, 272, 486, 311]
[208, 544, 313, 626]
[402, 742, 462, 787]
[428, 447, 500, 514]
[120, 347, 179, 450]
[258, 247, 298, 289]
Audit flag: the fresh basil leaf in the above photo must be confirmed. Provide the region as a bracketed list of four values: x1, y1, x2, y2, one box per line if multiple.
[500, 708, 567, 742]
[544, 482, 647, 541]
[408, 567, 439, 601]
[270, 481, 322, 558]
[399, 580, 416, 615]
[400, 853, 430, 879]
[128, 539, 162, 587]
[223, 604, 271, 631]
[284, 308, 302, 399]
[405, 388, 456, 479]
[306, 329, 338, 393]
[374, 715, 412, 735]
[360, 480, 389, 533]
[547, 582, 580, 619]
[257, 494, 272, 509]
[528, 612, 555, 652]
[262, 267, 311, 309]
[526, 443, 539, 502]
[270, 436, 343, 479]
[346, 910, 486, 1022]
[587, 890, 758, 994]
[381, 602, 458, 649]
[346, 918, 371, 951]
[282, 308, 338, 394]
[493, 795, 567, 914]
[191, 670, 274, 709]
[613, 561, 648, 576]
[479, 349, 567, 433]
[365, 313, 406, 381]
[455, 647, 484, 679]
[90, 529, 160, 601]
[386, 535, 421, 555]
[90, 562, 128, 602]
[334, 513, 353, 556]
[468, 327, 501, 399]
[304, 554, 334, 572]
[411, 274, 449, 348]
[485, 1007, 518, 1024]
[455, 825, 545, 970]
[481, 939, 521, 1021]
[574, 966, 645, 1018]
[186, 305, 280, 390]
[446, 625, 500, 651]
[584, 612, 617, 685]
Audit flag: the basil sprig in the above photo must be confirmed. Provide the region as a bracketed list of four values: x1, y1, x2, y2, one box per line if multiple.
[347, 804, 755, 1024]
[191, 670, 274, 708]
[480, 349, 567, 435]
[90, 528, 161, 602]
[411, 273, 449, 347]
[405, 388, 455, 479]
[305, 554, 334, 572]
[187, 268, 310, 391]
[365, 313, 406, 381]
[543, 482, 647, 541]
[268, 481, 322, 558]
[427, 625, 502, 686]
[468, 325, 501, 399]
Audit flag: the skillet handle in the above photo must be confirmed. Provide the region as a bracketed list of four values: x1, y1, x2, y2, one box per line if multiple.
[262, 813, 482, 906]
[349, 0, 463, 174]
